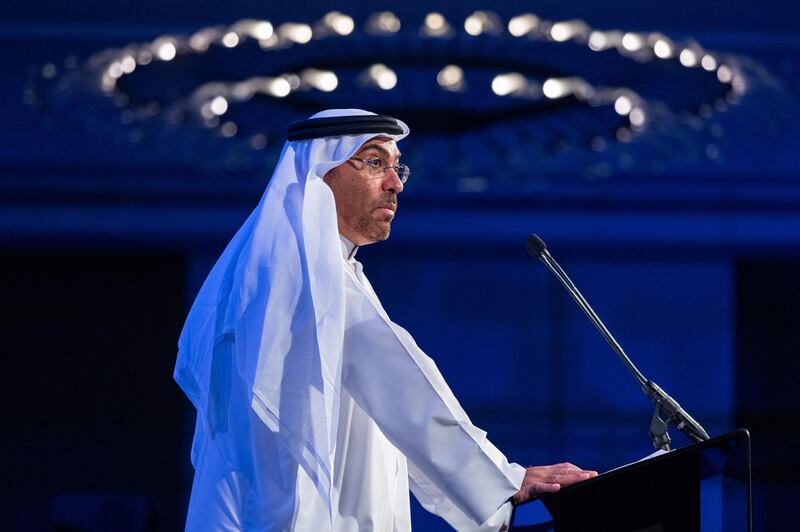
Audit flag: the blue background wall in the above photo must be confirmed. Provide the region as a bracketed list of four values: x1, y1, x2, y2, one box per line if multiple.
[1, 1, 799, 531]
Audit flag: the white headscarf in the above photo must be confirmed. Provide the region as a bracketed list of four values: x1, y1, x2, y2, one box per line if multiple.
[175, 109, 409, 517]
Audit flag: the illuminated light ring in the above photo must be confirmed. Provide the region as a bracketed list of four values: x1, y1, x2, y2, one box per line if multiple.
[29, 10, 764, 183]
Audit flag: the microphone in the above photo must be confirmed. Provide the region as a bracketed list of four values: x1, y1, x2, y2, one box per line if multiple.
[525, 234, 547, 257]
[526, 234, 710, 450]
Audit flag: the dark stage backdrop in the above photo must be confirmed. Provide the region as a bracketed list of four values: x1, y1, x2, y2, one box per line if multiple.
[735, 260, 800, 532]
[2, 251, 190, 531]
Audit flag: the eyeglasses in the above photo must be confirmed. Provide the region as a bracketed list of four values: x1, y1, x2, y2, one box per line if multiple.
[348, 157, 411, 184]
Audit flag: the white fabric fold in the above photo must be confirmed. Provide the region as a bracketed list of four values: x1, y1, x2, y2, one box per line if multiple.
[340, 260, 525, 530]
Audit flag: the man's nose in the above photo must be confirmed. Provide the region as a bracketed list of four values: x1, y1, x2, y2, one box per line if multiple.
[382, 167, 404, 194]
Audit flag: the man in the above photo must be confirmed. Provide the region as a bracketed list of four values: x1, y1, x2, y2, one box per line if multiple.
[175, 109, 596, 531]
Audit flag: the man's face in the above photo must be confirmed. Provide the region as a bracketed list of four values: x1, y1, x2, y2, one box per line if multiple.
[323, 136, 404, 246]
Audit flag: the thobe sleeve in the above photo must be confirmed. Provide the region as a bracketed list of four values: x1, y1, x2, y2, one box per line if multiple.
[341, 279, 525, 530]
[408, 460, 518, 532]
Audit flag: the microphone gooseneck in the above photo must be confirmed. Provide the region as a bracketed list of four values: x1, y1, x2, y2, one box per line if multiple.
[526, 234, 710, 450]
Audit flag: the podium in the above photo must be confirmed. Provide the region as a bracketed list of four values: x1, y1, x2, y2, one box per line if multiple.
[510, 430, 751, 532]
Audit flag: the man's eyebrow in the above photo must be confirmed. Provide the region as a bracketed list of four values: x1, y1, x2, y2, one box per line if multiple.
[357, 143, 401, 159]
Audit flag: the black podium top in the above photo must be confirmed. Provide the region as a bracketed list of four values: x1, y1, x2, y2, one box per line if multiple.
[510, 429, 751, 532]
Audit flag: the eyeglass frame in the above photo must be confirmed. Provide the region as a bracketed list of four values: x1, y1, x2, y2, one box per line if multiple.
[347, 157, 410, 184]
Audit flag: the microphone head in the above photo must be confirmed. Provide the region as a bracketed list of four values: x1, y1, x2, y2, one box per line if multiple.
[525, 234, 548, 258]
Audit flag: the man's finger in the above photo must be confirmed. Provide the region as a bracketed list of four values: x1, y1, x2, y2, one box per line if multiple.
[556, 466, 597, 477]
[531, 483, 560, 496]
[553, 472, 594, 487]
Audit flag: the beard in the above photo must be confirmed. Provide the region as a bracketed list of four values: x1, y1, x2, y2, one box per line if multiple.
[355, 192, 397, 242]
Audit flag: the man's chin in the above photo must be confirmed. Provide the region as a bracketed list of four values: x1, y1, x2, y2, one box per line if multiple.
[361, 222, 391, 244]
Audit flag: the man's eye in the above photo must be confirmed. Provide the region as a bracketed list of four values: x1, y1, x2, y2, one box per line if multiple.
[366, 159, 383, 168]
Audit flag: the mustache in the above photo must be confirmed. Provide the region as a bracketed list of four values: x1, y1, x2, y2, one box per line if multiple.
[377, 193, 397, 205]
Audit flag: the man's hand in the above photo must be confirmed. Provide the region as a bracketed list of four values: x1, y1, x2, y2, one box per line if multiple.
[512, 463, 598, 504]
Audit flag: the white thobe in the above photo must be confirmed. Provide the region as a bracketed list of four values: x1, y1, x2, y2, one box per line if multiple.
[184, 236, 524, 531]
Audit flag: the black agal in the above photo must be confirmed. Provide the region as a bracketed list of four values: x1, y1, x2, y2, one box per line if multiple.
[287, 114, 404, 141]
